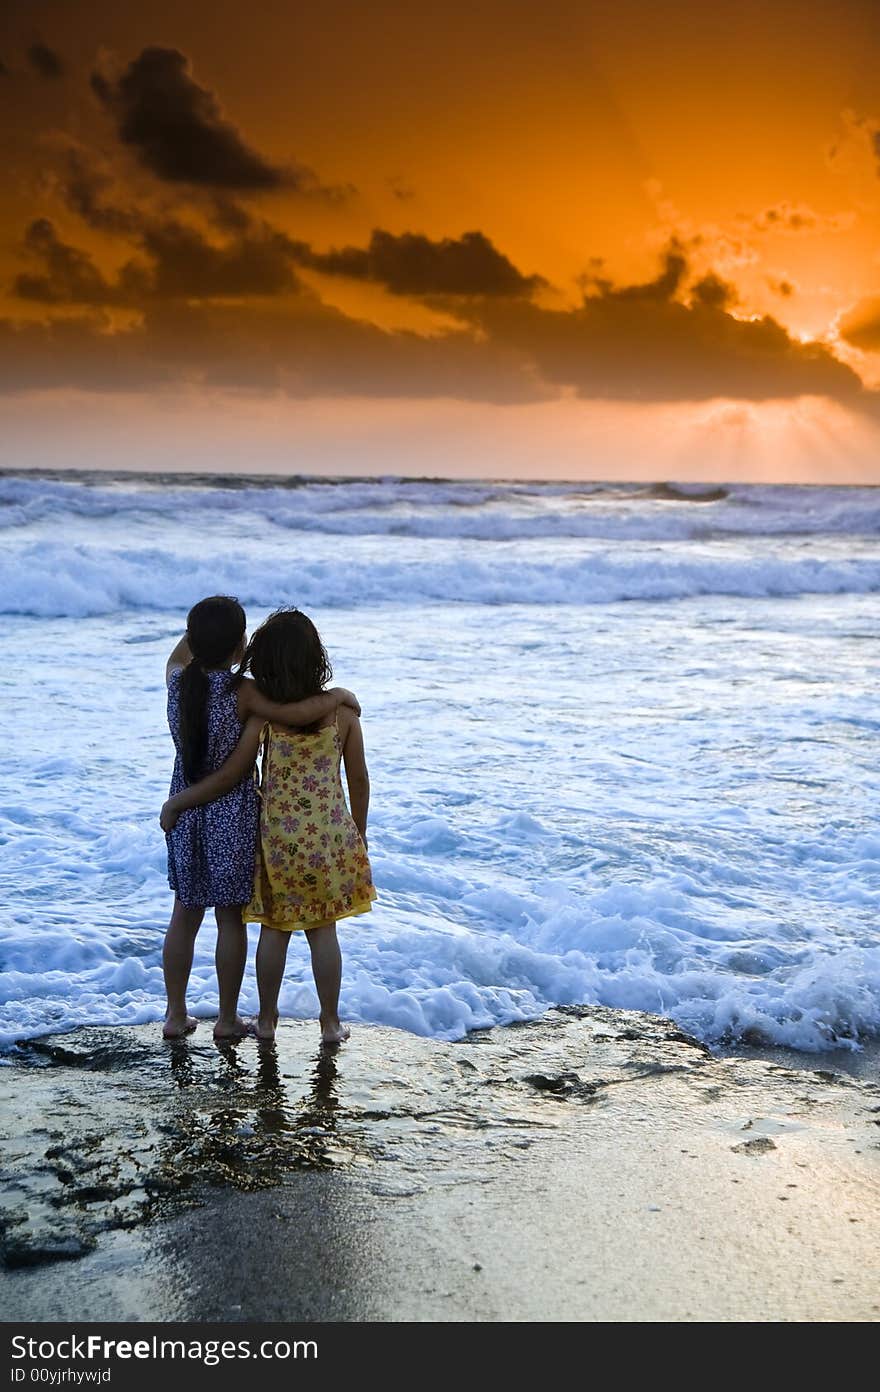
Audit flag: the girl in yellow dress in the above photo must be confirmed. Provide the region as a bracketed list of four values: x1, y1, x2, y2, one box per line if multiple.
[160, 608, 375, 1044]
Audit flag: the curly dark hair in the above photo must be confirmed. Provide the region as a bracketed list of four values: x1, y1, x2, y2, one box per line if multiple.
[238, 608, 332, 729]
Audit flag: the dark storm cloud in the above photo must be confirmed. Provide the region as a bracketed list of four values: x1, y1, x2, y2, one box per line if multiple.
[12, 215, 301, 304]
[21, 144, 306, 304]
[0, 314, 174, 393]
[838, 297, 880, 352]
[443, 245, 878, 412]
[0, 297, 548, 404]
[580, 248, 688, 302]
[13, 220, 118, 305]
[47, 137, 538, 302]
[57, 146, 141, 235]
[291, 228, 546, 297]
[209, 197, 254, 233]
[5, 237, 877, 415]
[144, 298, 548, 400]
[740, 202, 853, 235]
[90, 47, 322, 192]
[690, 272, 737, 310]
[27, 44, 64, 79]
[45, 162, 546, 304]
[136, 220, 300, 298]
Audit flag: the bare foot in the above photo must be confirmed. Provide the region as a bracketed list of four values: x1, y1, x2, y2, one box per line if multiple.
[213, 1015, 253, 1040]
[320, 1015, 350, 1045]
[163, 1014, 198, 1039]
[255, 1015, 277, 1041]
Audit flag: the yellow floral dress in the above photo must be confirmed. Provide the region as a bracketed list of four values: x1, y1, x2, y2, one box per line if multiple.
[245, 716, 376, 933]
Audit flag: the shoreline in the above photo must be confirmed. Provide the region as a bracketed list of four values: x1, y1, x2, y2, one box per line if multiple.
[1, 1005, 878, 1322]
[5, 1007, 880, 1074]
[3, 466, 872, 491]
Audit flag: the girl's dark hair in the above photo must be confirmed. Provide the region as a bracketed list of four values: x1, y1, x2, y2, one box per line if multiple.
[238, 608, 332, 730]
[178, 595, 246, 782]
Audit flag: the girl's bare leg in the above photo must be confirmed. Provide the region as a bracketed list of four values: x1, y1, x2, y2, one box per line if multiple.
[306, 921, 350, 1044]
[255, 926, 292, 1040]
[214, 905, 250, 1038]
[162, 899, 204, 1037]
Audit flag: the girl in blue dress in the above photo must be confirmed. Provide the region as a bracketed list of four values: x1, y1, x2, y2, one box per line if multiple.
[163, 595, 360, 1039]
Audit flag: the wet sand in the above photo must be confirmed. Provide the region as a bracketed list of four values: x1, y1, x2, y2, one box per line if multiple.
[1, 1007, 879, 1321]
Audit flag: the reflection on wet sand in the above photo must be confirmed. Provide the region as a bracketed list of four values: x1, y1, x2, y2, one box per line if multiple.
[0, 1029, 363, 1269]
[253, 1042, 341, 1146]
[8, 1005, 876, 1283]
[160, 1036, 350, 1184]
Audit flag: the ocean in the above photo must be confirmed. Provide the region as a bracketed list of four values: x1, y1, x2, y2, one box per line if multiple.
[1, 470, 879, 1053]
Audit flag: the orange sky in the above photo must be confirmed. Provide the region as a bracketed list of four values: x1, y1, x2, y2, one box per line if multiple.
[2, 0, 880, 480]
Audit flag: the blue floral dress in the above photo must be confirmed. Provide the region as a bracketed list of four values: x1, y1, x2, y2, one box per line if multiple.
[166, 668, 259, 907]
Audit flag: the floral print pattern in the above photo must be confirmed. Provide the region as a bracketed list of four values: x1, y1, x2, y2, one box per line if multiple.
[245, 719, 376, 933]
[165, 668, 258, 907]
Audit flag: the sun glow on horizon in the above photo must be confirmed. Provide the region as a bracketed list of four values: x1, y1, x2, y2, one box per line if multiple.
[1, 1, 879, 481]
[1, 386, 877, 486]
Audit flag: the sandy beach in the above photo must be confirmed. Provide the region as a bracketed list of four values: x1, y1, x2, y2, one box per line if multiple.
[2, 1006, 878, 1322]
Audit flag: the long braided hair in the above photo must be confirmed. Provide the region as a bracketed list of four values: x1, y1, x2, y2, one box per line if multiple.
[235, 608, 332, 732]
[178, 595, 246, 781]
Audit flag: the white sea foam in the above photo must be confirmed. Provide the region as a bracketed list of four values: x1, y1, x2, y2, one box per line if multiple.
[1, 472, 878, 1053]
[3, 472, 880, 541]
[1, 539, 879, 617]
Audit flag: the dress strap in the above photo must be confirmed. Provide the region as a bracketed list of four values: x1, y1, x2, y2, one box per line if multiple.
[255, 721, 271, 795]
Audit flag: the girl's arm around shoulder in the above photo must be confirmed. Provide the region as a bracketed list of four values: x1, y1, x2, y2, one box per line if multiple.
[165, 634, 192, 684]
[159, 717, 263, 832]
[236, 678, 361, 726]
[339, 707, 370, 847]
